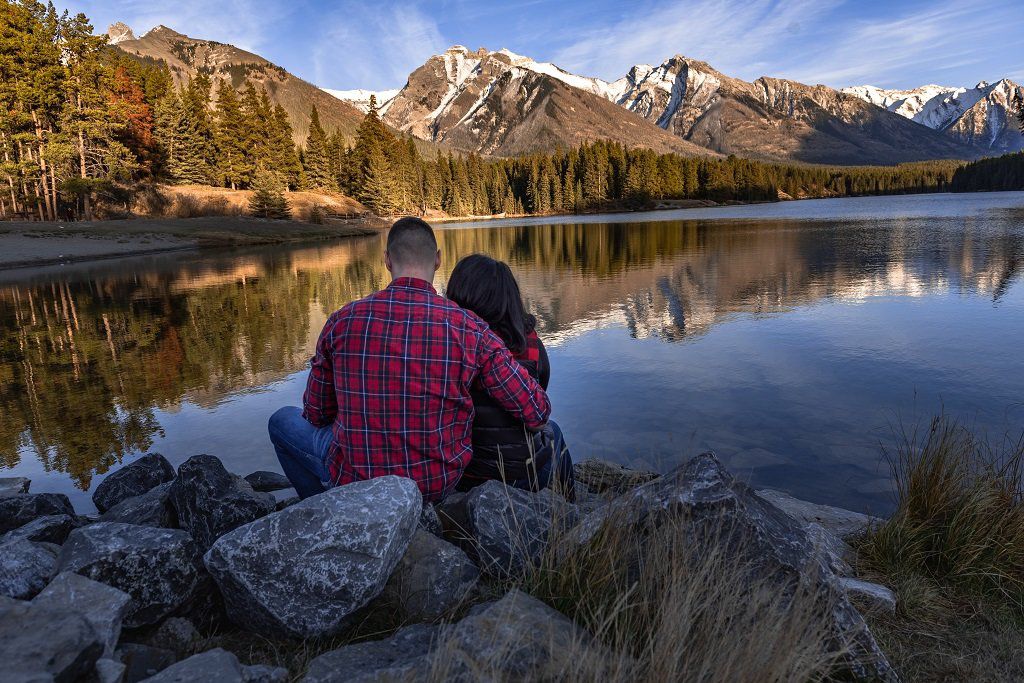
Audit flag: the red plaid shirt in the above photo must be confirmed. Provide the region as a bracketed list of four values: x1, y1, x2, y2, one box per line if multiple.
[302, 277, 551, 501]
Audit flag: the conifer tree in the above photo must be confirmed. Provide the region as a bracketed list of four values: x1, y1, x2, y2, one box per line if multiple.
[170, 75, 215, 184]
[213, 83, 249, 189]
[249, 170, 291, 219]
[302, 106, 334, 189]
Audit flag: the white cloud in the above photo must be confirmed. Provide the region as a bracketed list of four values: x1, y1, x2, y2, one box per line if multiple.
[312, 3, 448, 89]
[550, 0, 841, 81]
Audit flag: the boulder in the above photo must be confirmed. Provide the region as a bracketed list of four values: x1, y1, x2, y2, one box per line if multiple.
[241, 664, 290, 683]
[96, 657, 128, 683]
[579, 452, 897, 682]
[117, 643, 178, 683]
[204, 476, 421, 638]
[0, 493, 75, 533]
[57, 522, 205, 628]
[418, 502, 443, 537]
[0, 539, 57, 599]
[840, 577, 897, 614]
[170, 455, 276, 551]
[0, 476, 30, 498]
[381, 529, 479, 622]
[93, 454, 176, 513]
[148, 617, 200, 656]
[134, 648, 288, 683]
[302, 623, 441, 683]
[101, 482, 178, 528]
[243, 471, 292, 492]
[574, 458, 658, 494]
[3, 513, 78, 544]
[33, 572, 131, 657]
[303, 590, 597, 682]
[754, 488, 882, 540]
[437, 482, 574, 577]
[0, 598, 104, 683]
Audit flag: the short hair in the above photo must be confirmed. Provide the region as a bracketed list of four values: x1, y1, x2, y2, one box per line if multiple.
[386, 217, 437, 268]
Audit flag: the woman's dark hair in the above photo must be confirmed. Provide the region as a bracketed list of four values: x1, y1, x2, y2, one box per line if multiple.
[446, 254, 536, 354]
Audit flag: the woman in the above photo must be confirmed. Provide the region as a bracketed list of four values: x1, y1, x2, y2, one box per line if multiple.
[445, 254, 575, 500]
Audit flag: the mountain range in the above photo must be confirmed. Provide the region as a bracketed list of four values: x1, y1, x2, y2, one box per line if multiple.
[109, 24, 1023, 165]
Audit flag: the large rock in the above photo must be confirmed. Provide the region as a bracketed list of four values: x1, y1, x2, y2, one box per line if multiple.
[170, 455, 276, 551]
[57, 522, 205, 628]
[148, 617, 200, 656]
[574, 458, 658, 494]
[117, 643, 178, 683]
[437, 481, 574, 577]
[135, 648, 288, 683]
[204, 476, 421, 638]
[93, 454, 176, 513]
[381, 529, 479, 622]
[33, 572, 131, 657]
[303, 590, 598, 682]
[101, 482, 178, 528]
[0, 492, 75, 533]
[755, 488, 882, 540]
[242, 471, 292, 492]
[3, 513, 77, 544]
[577, 452, 898, 682]
[0, 598, 104, 683]
[0, 476, 30, 498]
[0, 538, 57, 599]
[840, 577, 897, 614]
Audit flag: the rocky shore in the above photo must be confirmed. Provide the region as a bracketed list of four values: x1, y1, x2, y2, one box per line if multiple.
[0, 452, 899, 682]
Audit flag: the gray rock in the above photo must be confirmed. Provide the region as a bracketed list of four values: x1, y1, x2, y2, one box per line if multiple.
[3, 514, 77, 544]
[0, 476, 30, 498]
[0, 493, 75, 533]
[170, 455, 276, 551]
[243, 471, 292, 492]
[148, 617, 200, 656]
[573, 458, 658, 494]
[204, 476, 421, 638]
[137, 648, 242, 682]
[93, 454, 176, 513]
[381, 529, 479, 622]
[437, 481, 574, 577]
[841, 577, 897, 614]
[33, 572, 131, 657]
[806, 521, 855, 576]
[242, 664, 290, 683]
[755, 488, 882, 540]
[101, 482, 178, 528]
[274, 496, 299, 512]
[587, 453, 897, 682]
[117, 643, 178, 683]
[417, 502, 443, 537]
[57, 522, 205, 628]
[96, 657, 128, 683]
[0, 539, 57, 599]
[0, 598, 103, 682]
[302, 623, 441, 683]
[304, 590, 599, 682]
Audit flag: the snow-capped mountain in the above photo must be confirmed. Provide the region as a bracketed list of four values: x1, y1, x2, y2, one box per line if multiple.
[106, 22, 135, 45]
[378, 46, 710, 157]
[843, 80, 1023, 152]
[323, 88, 400, 113]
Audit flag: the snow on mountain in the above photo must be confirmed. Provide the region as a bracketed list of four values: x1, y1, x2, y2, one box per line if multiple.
[323, 88, 400, 113]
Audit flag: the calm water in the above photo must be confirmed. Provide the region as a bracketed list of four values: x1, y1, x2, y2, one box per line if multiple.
[2, 192, 1023, 514]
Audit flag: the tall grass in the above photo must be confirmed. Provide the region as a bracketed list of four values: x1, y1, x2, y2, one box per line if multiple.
[857, 414, 1024, 604]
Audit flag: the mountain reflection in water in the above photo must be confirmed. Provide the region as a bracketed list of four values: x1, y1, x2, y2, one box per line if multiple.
[2, 193, 1023, 513]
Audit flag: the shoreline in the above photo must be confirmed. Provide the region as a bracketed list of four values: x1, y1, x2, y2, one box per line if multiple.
[0, 216, 380, 271]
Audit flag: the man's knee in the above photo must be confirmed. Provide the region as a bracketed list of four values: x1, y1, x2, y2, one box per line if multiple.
[268, 405, 302, 442]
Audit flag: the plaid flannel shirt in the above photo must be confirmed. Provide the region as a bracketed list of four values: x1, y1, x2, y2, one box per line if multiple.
[302, 277, 551, 501]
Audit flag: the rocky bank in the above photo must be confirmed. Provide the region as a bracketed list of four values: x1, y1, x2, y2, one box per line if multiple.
[0, 452, 898, 682]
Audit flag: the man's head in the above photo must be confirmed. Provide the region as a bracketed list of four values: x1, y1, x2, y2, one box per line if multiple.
[385, 217, 440, 282]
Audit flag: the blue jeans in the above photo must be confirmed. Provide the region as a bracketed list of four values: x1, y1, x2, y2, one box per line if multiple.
[510, 420, 576, 501]
[268, 406, 333, 499]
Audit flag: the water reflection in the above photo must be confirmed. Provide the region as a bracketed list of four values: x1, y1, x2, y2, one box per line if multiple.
[1, 197, 1022, 510]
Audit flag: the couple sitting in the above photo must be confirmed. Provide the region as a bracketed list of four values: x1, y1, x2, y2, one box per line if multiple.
[268, 217, 575, 503]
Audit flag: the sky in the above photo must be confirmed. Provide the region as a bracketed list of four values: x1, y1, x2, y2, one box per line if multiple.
[60, 0, 1024, 91]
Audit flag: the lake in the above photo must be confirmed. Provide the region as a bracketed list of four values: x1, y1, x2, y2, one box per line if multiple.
[2, 192, 1023, 515]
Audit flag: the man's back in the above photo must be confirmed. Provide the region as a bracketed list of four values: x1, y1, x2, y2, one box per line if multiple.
[303, 276, 550, 500]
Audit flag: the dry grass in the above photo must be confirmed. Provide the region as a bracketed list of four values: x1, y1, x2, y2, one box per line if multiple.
[854, 414, 1024, 681]
[141, 185, 370, 222]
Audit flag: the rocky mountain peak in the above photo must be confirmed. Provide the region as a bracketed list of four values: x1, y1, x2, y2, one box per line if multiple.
[106, 22, 135, 44]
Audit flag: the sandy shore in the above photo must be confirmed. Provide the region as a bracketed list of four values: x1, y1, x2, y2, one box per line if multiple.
[0, 217, 380, 269]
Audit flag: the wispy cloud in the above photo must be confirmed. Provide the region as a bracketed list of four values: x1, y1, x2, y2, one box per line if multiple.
[312, 2, 448, 89]
[551, 0, 841, 81]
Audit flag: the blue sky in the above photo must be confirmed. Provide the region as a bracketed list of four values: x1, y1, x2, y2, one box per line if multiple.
[62, 0, 1023, 91]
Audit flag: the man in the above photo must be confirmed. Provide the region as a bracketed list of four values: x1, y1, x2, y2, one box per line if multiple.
[268, 217, 551, 501]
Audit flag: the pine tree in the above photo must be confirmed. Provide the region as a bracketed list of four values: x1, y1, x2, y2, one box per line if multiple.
[249, 170, 291, 219]
[170, 75, 215, 184]
[213, 83, 249, 189]
[302, 106, 334, 189]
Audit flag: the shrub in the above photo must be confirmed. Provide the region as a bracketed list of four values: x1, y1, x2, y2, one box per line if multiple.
[249, 172, 292, 220]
